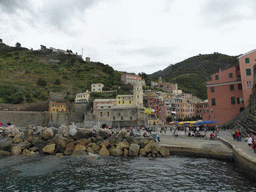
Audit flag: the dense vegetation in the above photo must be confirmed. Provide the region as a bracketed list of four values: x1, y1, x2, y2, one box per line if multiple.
[150, 52, 239, 100]
[0, 43, 129, 104]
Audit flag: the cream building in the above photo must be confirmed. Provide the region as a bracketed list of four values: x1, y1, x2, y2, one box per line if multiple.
[93, 81, 144, 127]
[75, 90, 90, 103]
[91, 83, 104, 92]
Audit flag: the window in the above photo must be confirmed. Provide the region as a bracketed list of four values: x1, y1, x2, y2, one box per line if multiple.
[237, 98, 244, 104]
[245, 58, 250, 63]
[211, 87, 215, 93]
[130, 116, 132, 120]
[246, 69, 251, 76]
[100, 112, 102, 116]
[113, 116, 115, 120]
[247, 81, 251, 88]
[107, 112, 109, 116]
[211, 98, 216, 106]
[122, 101, 124, 104]
[238, 84, 242, 90]
[53, 109, 55, 111]
[229, 73, 233, 78]
[57, 109, 58, 112]
[215, 75, 219, 80]
[230, 85, 234, 91]
[231, 97, 236, 105]
[121, 116, 123, 120]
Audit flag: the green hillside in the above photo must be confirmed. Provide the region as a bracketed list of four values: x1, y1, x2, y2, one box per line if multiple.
[0, 43, 130, 104]
[150, 53, 240, 100]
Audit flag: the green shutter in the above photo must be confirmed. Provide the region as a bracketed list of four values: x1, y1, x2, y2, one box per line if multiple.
[212, 98, 216, 105]
[231, 97, 236, 104]
[246, 69, 251, 76]
[245, 58, 250, 63]
[229, 73, 233, 78]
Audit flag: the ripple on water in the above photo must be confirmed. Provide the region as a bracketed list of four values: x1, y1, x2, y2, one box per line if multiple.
[0, 155, 256, 191]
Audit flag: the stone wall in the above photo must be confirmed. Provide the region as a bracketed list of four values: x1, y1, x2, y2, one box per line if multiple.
[0, 111, 50, 127]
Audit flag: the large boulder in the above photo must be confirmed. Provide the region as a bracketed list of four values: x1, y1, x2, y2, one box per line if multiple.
[12, 145, 22, 155]
[58, 125, 69, 137]
[117, 130, 128, 138]
[143, 140, 156, 153]
[71, 150, 87, 156]
[109, 148, 124, 156]
[100, 140, 111, 148]
[74, 144, 86, 151]
[126, 136, 140, 145]
[31, 140, 46, 153]
[18, 141, 32, 150]
[69, 128, 77, 137]
[43, 144, 56, 154]
[98, 129, 112, 139]
[151, 143, 161, 154]
[0, 150, 11, 156]
[53, 135, 67, 153]
[87, 147, 94, 154]
[139, 148, 147, 156]
[124, 148, 129, 156]
[107, 135, 123, 146]
[116, 141, 130, 150]
[68, 125, 77, 130]
[13, 132, 24, 143]
[75, 129, 94, 139]
[0, 137, 13, 151]
[33, 126, 43, 135]
[5, 126, 19, 137]
[77, 138, 91, 146]
[128, 144, 140, 156]
[41, 128, 54, 140]
[90, 143, 100, 152]
[22, 149, 31, 156]
[64, 141, 77, 155]
[160, 147, 169, 157]
[98, 145, 109, 156]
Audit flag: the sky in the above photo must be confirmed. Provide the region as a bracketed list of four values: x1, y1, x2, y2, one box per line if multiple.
[0, 0, 256, 74]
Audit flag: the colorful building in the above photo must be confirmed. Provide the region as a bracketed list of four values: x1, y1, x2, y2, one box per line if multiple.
[49, 101, 67, 112]
[206, 66, 244, 125]
[121, 73, 142, 84]
[238, 49, 256, 108]
[91, 83, 104, 92]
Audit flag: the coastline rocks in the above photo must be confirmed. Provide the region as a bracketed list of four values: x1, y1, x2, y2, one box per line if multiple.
[98, 145, 109, 156]
[13, 132, 24, 143]
[58, 125, 69, 137]
[64, 141, 77, 155]
[69, 128, 77, 137]
[0, 137, 13, 151]
[74, 144, 86, 151]
[31, 140, 46, 153]
[22, 149, 31, 156]
[12, 145, 22, 155]
[124, 148, 129, 156]
[98, 129, 112, 139]
[0, 150, 11, 156]
[41, 128, 54, 140]
[144, 140, 156, 153]
[43, 144, 56, 154]
[77, 138, 91, 146]
[110, 148, 123, 156]
[139, 148, 147, 156]
[160, 147, 169, 157]
[53, 135, 67, 153]
[129, 144, 140, 156]
[116, 141, 130, 150]
[117, 130, 128, 138]
[75, 129, 93, 139]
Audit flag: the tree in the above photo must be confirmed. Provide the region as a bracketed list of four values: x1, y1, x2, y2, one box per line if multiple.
[37, 78, 47, 86]
[166, 115, 173, 123]
[139, 72, 151, 86]
[15, 42, 21, 49]
[54, 78, 61, 85]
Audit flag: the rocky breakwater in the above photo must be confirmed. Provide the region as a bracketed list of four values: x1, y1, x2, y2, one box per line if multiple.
[0, 125, 170, 158]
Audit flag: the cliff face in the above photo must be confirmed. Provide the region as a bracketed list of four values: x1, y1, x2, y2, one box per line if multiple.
[228, 65, 256, 135]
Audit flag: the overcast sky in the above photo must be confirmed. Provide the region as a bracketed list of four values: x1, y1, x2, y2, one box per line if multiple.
[0, 0, 255, 74]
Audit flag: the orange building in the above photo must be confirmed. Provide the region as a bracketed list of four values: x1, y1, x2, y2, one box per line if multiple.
[238, 49, 256, 108]
[206, 66, 244, 125]
[49, 101, 67, 112]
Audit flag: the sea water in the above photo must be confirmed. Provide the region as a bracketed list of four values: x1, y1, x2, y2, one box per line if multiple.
[0, 155, 255, 191]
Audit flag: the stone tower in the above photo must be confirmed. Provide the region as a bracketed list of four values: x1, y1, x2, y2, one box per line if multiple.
[159, 77, 162, 84]
[133, 81, 143, 107]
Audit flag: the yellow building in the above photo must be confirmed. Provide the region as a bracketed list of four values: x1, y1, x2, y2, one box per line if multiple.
[116, 95, 134, 106]
[49, 101, 67, 112]
[75, 90, 90, 103]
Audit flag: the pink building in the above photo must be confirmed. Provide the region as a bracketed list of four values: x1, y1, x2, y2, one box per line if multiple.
[121, 73, 142, 84]
[147, 96, 167, 123]
[93, 99, 116, 112]
[206, 66, 244, 125]
[238, 49, 256, 108]
[196, 102, 209, 119]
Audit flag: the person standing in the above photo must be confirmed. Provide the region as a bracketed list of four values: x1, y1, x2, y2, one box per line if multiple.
[247, 135, 253, 150]
[235, 129, 240, 141]
[231, 129, 236, 140]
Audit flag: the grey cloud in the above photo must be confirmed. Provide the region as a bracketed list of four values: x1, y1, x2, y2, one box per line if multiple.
[0, 0, 30, 14]
[202, 0, 256, 26]
[120, 47, 173, 58]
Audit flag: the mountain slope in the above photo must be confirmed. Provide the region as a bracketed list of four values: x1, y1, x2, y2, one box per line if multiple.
[150, 53, 240, 100]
